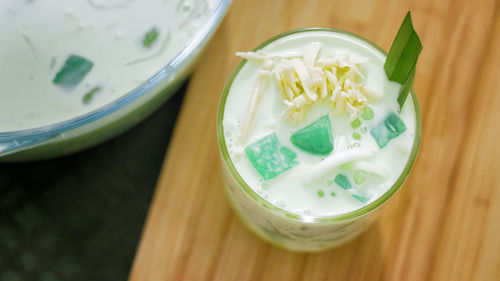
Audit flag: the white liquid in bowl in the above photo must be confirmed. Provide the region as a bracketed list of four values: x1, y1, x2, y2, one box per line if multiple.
[0, 0, 216, 132]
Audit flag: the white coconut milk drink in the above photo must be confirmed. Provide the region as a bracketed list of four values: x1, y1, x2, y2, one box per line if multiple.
[217, 16, 422, 251]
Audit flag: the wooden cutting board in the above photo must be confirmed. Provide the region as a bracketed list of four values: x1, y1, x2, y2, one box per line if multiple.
[129, 0, 500, 280]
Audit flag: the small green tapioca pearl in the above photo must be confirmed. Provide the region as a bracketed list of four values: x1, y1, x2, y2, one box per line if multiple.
[317, 190, 325, 197]
[360, 126, 368, 134]
[352, 132, 361, 140]
[350, 118, 361, 129]
[354, 170, 368, 184]
[361, 107, 375, 120]
[330, 192, 336, 197]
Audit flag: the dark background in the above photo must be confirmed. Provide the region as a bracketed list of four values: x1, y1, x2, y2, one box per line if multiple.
[0, 84, 186, 281]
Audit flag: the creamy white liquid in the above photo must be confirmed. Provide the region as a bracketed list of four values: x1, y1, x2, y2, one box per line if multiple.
[0, 0, 216, 132]
[223, 31, 417, 217]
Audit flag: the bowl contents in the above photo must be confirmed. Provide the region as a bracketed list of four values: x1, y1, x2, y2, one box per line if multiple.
[0, 0, 217, 132]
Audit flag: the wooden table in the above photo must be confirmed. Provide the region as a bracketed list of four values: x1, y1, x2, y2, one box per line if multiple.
[129, 0, 500, 280]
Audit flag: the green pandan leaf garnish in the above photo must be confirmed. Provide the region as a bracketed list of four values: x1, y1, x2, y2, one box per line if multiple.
[384, 12, 422, 109]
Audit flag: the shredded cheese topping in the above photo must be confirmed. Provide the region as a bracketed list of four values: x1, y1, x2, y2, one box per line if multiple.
[237, 42, 380, 124]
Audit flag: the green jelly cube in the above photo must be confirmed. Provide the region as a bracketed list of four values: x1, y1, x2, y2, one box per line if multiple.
[370, 112, 407, 148]
[290, 115, 333, 155]
[143, 27, 159, 48]
[53, 55, 94, 89]
[334, 174, 352, 190]
[386, 113, 407, 135]
[352, 194, 370, 203]
[334, 174, 370, 203]
[245, 133, 298, 181]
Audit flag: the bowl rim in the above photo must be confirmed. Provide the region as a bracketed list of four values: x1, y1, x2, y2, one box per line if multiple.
[216, 27, 422, 223]
[0, 0, 233, 155]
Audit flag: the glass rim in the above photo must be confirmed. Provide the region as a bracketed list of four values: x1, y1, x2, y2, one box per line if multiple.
[0, 0, 232, 155]
[216, 27, 422, 223]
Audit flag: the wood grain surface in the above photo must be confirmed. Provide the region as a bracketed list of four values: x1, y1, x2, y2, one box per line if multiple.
[129, 0, 500, 280]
